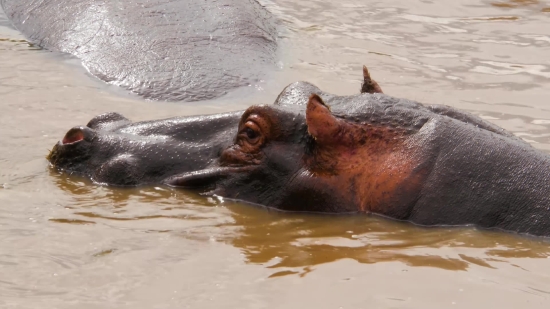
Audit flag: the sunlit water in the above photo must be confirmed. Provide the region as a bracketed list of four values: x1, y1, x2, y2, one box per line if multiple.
[1, 1, 550, 308]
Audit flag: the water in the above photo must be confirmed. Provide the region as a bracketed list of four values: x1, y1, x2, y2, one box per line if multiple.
[1, 1, 550, 308]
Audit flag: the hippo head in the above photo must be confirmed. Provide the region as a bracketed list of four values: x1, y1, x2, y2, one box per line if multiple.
[49, 66, 516, 215]
[46, 69, 448, 214]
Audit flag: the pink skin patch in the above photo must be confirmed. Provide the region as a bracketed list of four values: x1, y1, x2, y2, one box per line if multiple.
[62, 129, 84, 145]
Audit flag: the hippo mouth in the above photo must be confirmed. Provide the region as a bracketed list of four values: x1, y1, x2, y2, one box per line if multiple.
[164, 166, 257, 190]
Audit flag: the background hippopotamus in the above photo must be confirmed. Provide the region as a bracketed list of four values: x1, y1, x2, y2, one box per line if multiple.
[47, 66, 550, 236]
[0, 0, 277, 101]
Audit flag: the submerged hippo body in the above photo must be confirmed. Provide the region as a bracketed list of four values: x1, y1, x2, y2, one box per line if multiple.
[48, 67, 550, 236]
[0, 0, 277, 101]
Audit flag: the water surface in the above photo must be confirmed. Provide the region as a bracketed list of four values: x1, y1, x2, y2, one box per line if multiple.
[1, 1, 550, 308]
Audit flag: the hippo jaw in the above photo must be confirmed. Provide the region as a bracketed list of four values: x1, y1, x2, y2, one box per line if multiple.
[164, 166, 258, 190]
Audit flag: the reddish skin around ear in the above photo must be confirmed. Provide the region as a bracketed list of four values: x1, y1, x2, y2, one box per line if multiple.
[303, 93, 428, 215]
[305, 94, 378, 148]
[306, 94, 342, 145]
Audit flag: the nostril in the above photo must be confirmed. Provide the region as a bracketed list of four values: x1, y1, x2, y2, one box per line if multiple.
[62, 127, 90, 145]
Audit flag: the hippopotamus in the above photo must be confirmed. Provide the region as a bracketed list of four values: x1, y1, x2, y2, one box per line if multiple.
[0, 0, 277, 101]
[48, 66, 550, 236]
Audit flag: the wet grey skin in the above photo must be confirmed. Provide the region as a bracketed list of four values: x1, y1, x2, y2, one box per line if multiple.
[48, 111, 242, 186]
[1, 0, 277, 102]
[48, 75, 550, 237]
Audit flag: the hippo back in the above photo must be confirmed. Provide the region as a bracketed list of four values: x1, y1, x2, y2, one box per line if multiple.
[0, 0, 277, 101]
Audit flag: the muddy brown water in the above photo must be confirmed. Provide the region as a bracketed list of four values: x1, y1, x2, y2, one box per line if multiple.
[2, 0, 550, 308]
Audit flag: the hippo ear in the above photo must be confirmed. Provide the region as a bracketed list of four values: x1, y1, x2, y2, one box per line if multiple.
[306, 94, 342, 145]
[361, 65, 383, 94]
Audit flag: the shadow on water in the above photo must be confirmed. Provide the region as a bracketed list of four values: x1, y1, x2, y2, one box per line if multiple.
[49, 170, 550, 276]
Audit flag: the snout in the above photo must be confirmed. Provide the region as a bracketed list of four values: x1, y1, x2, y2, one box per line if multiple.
[48, 110, 242, 186]
[48, 126, 96, 169]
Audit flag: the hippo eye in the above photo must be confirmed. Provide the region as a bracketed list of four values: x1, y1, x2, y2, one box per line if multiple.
[239, 120, 263, 146]
[245, 127, 259, 140]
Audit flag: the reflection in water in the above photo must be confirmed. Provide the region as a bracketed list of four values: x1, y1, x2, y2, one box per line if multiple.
[50, 171, 550, 276]
[225, 203, 550, 274]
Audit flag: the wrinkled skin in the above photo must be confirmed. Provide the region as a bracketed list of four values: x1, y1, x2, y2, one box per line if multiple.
[48, 66, 550, 236]
[1, 0, 277, 101]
